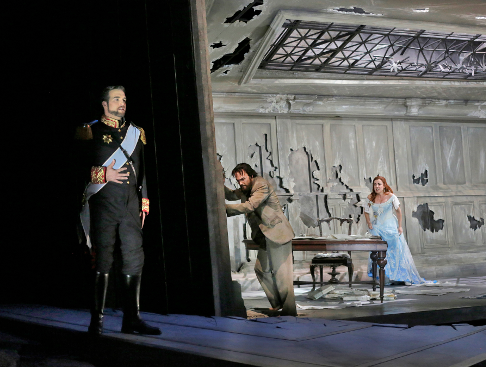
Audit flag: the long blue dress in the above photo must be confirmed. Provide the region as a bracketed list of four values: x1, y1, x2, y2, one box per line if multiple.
[365, 194, 425, 284]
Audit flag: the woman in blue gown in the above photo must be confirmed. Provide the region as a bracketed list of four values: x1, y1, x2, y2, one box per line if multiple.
[364, 176, 424, 285]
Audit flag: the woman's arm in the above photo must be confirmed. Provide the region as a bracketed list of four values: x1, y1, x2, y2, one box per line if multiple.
[364, 212, 373, 229]
[395, 206, 403, 235]
[364, 195, 373, 229]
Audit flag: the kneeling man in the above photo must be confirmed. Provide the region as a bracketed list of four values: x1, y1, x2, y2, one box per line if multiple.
[224, 163, 296, 316]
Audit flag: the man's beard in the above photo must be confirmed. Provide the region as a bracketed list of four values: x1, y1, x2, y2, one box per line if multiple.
[108, 108, 125, 118]
[240, 185, 251, 195]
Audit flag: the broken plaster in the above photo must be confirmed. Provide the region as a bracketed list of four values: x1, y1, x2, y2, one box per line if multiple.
[248, 134, 289, 194]
[217, 153, 238, 188]
[225, 0, 263, 24]
[412, 203, 445, 233]
[259, 94, 295, 113]
[412, 169, 429, 186]
[328, 165, 362, 223]
[467, 215, 485, 230]
[329, 165, 352, 197]
[288, 147, 322, 193]
[329, 7, 383, 16]
[210, 41, 226, 49]
[211, 37, 251, 73]
[467, 102, 486, 119]
[299, 196, 319, 228]
[406, 98, 425, 116]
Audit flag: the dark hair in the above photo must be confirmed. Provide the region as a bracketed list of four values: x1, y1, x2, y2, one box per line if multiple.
[231, 163, 258, 178]
[369, 175, 394, 202]
[101, 86, 126, 103]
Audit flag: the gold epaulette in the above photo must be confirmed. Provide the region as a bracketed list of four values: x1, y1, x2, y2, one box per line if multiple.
[133, 124, 146, 145]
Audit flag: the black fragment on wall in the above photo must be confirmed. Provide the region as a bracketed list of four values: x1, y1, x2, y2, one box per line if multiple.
[335, 7, 372, 14]
[211, 38, 251, 73]
[210, 42, 226, 49]
[412, 170, 428, 186]
[412, 203, 445, 232]
[328, 165, 362, 223]
[467, 215, 485, 230]
[225, 0, 263, 23]
[329, 165, 353, 200]
[249, 134, 289, 194]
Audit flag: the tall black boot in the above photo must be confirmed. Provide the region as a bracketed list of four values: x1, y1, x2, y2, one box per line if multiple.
[88, 272, 109, 335]
[121, 274, 161, 335]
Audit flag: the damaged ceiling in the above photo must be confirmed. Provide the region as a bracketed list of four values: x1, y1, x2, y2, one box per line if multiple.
[207, 0, 486, 100]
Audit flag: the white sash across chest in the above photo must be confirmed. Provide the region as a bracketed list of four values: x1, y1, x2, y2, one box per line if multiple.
[80, 124, 140, 248]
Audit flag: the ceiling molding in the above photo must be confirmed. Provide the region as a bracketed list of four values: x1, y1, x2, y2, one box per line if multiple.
[212, 92, 486, 120]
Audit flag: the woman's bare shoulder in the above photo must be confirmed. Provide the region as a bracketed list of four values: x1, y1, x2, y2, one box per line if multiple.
[367, 194, 373, 201]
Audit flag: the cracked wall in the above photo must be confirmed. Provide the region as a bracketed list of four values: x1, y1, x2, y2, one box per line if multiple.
[214, 101, 486, 275]
[331, 6, 383, 16]
[248, 133, 288, 194]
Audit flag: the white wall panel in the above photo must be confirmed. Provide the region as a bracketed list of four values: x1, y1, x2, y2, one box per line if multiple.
[215, 104, 486, 277]
[440, 126, 466, 185]
[362, 125, 393, 184]
[468, 127, 486, 185]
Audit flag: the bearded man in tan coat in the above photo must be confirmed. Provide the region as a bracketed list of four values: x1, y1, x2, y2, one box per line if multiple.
[225, 163, 297, 316]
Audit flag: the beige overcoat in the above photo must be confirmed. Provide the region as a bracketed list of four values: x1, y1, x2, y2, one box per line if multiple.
[225, 176, 294, 245]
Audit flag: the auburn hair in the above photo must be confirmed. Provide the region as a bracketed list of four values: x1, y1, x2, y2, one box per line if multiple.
[369, 175, 393, 202]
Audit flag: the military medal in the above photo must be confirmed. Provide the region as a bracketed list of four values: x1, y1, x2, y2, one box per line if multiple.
[103, 134, 113, 144]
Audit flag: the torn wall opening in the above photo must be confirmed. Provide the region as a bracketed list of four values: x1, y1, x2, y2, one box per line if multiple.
[225, 0, 263, 23]
[211, 37, 251, 73]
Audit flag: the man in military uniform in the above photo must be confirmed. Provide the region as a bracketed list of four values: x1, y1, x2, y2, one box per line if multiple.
[80, 86, 160, 335]
[224, 163, 297, 316]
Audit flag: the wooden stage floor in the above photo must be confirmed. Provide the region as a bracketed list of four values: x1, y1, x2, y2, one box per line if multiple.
[243, 276, 486, 327]
[0, 277, 486, 366]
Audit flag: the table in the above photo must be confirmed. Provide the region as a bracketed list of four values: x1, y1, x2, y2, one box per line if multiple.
[243, 238, 388, 303]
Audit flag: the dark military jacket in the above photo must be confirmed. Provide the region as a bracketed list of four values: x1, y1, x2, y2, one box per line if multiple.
[83, 117, 147, 201]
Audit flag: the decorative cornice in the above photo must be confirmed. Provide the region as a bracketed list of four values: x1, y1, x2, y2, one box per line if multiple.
[212, 93, 486, 120]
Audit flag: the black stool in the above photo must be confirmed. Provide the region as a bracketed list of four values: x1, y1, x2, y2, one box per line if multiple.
[310, 254, 353, 289]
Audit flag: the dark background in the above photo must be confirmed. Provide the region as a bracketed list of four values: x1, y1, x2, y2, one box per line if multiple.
[4, 0, 218, 316]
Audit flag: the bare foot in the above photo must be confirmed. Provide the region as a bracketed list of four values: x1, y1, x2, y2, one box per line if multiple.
[269, 306, 282, 311]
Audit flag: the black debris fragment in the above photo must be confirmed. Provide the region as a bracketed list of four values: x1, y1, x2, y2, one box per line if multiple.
[467, 215, 484, 230]
[412, 203, 445, 232]
[210, 41, 226, 49]
[412, 169, 428, 186]
[334, 7, 372, 15]
[211, 38, 251, 73]
[225, 0, 263, 23]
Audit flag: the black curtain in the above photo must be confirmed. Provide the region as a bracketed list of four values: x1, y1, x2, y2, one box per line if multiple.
[3, 0, 221, 316]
